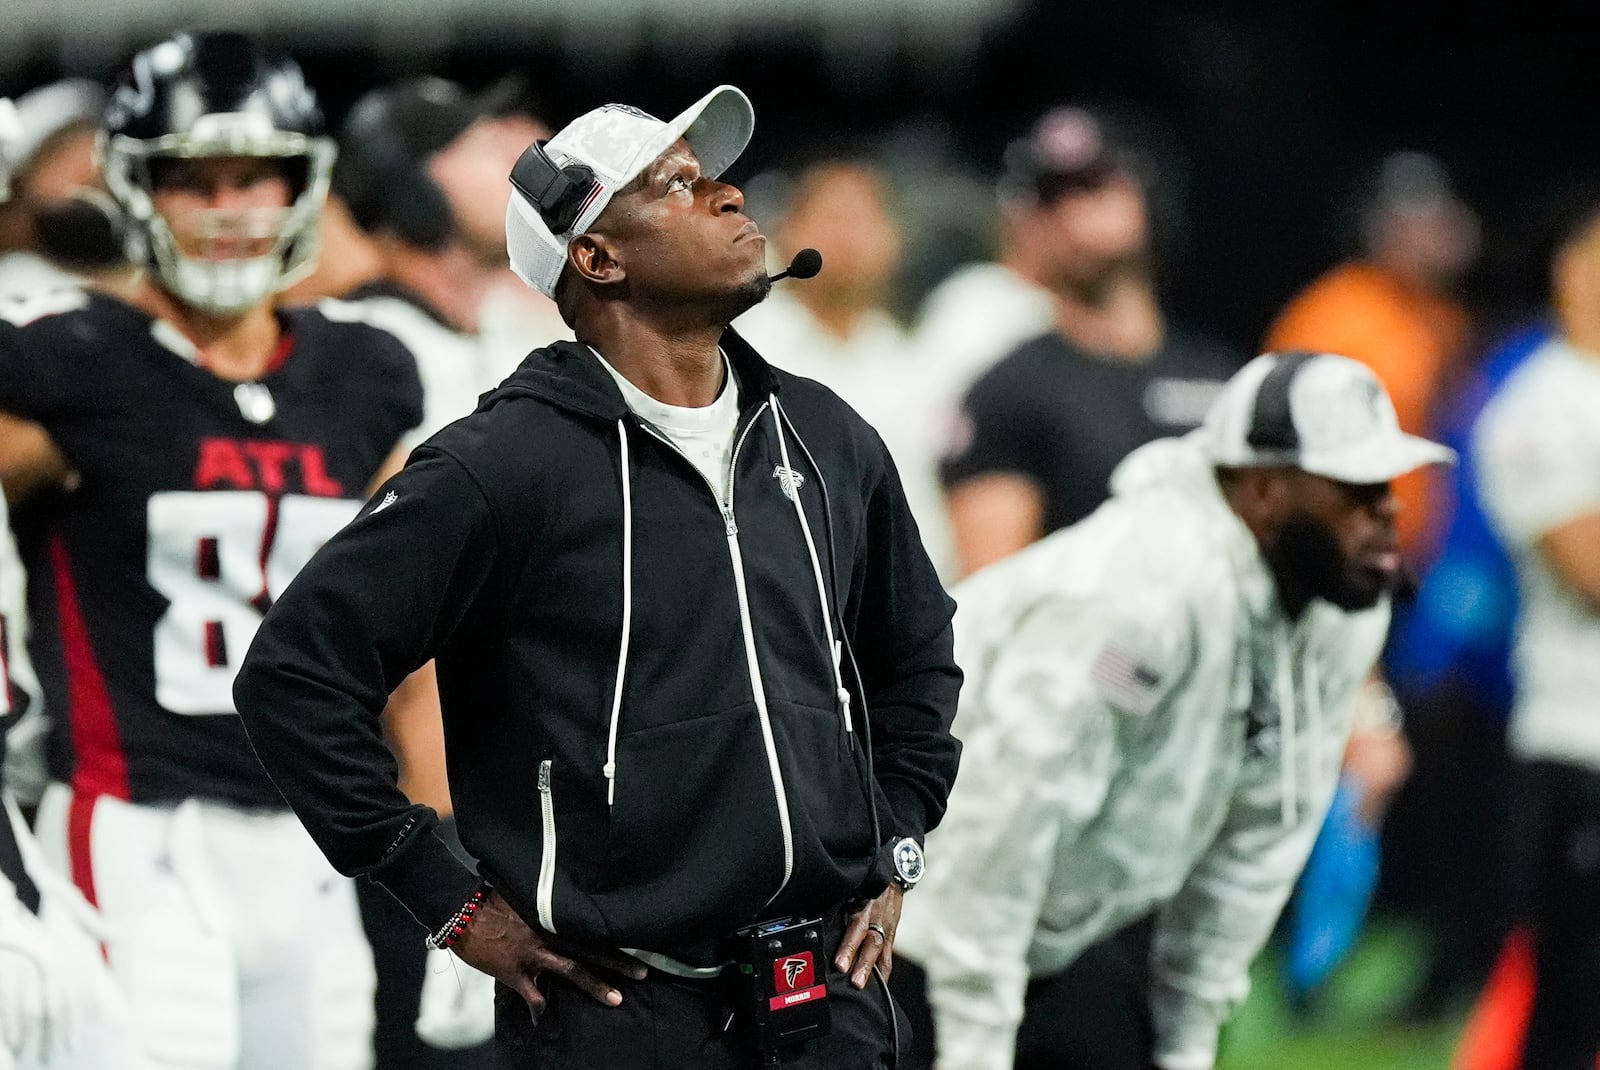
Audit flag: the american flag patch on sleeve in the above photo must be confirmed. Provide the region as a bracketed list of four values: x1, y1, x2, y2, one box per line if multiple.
[1090, 642, 1163, 716]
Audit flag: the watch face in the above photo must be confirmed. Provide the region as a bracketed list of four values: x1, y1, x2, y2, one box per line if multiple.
[893, 838, 924, 885]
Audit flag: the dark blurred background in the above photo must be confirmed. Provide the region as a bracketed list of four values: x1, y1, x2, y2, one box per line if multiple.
[8, 4, 1590, 1067]
[2, 0, 1592, 352]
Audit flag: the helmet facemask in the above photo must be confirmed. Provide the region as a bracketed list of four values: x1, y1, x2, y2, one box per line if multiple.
[103, 111, 335, 314]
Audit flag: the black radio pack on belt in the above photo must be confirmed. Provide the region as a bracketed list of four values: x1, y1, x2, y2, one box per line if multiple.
[727, 915, 833, 1054]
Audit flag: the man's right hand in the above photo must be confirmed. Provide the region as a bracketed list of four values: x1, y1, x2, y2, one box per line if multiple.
[448, 890, 646, 1014]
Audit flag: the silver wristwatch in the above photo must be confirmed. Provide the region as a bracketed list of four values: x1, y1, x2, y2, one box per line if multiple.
[889, 836, 924, 891]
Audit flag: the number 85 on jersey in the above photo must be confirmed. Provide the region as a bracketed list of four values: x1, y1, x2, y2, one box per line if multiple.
[148, 490, 356, 715]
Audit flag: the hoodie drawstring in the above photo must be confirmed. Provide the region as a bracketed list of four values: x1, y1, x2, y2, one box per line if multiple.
[771, 397, 853, 733]
[1274, 629, 1298, 827]
[1303, 651, 1323, 808]
[1271, 625, 1328, 829]
[603, 418, 634, 806]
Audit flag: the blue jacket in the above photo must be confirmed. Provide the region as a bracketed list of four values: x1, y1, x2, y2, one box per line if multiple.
[1387, 321, 1548, 717]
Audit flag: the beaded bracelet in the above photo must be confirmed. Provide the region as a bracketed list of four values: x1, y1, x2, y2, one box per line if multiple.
[425, 887, 487, 951]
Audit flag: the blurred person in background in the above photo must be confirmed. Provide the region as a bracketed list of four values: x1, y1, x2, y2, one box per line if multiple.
[278, 176, 382, 306]
[0, 466, 150, 1070]
[332, 75, 547, 450]
[1262, 151, 1478, 1013]
[736, 149, 955, 576]
[440, 100, 572, 374]
[870, 117, 995, 325]
[1473, 186, 1600, 1070]
[0, 31, 426, 1069]
[1266, 149, 1480, 567]
[322, 74, 556, 1070]
[0, 77, 129, 298]
[0, 83, 125, 813]
[939, 106, 1239, 577]
[909, 114, 1064, 409]
[0, 101, 46, 806]
[286, 79, 564, 363]
[0, 93, 149, 1070]
[1418, 190, 1600, 1067]
[1384, 292, 1566, 1033]
[896, 352, 1453, 1070]
[0, 477, 148, 1070]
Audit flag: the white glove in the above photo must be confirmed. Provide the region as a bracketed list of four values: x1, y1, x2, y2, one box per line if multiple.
[0, 889, 78, 1065]
[414, 948, 495, 1050]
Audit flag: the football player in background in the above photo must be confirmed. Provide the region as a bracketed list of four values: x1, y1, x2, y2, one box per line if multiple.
[0, 33, 422, 1070]
[0, 90, 149, 1070]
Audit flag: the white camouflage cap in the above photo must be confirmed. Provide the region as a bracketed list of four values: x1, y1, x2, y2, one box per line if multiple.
[1200, 351, 1456, 483]
[505, 85, 755, 298]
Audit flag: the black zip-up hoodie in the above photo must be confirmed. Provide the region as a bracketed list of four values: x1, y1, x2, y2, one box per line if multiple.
[234, 332, 961, 962]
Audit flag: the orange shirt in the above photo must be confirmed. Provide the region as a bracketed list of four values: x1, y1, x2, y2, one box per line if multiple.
[1266, 262, 1468, 562]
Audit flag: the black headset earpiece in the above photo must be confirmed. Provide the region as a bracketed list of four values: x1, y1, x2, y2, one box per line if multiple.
[510, 140, 599, 235]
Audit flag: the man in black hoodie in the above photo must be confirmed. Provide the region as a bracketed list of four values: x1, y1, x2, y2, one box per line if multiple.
[234, 84, 961, 1068]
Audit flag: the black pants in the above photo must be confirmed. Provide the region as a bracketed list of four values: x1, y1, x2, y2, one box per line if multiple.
[358, 819, 495, 1070]
[493, 910, 907, 1069]
[890, 916, 1155, 1070]
[1378, 682, 1516, 1016]
[1518, 760, 1600, 1070]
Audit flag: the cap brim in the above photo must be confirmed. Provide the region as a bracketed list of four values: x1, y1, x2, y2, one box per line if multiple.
[1300, 432, 1457, 485]
[630, 85, 754, 187]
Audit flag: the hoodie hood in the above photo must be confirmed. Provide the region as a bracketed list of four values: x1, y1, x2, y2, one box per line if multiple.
[1109, 432, 1220, 499]
[1111, 434, 1278, 624]
[479, 327, 782, 424]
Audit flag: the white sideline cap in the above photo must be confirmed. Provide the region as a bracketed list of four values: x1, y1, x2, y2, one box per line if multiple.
[1200, 351, 1456, 483]
[506, 85, 754, 298]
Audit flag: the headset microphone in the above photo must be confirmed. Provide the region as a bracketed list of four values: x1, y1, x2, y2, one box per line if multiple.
[768, 248, 823, 283]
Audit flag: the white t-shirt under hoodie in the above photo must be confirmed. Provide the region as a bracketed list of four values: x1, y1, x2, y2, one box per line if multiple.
[591, 348, 741, 500]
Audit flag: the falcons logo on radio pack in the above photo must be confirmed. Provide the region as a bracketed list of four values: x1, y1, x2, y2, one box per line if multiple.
[774, 951, 816, 994]
[783, 958, 807, 987]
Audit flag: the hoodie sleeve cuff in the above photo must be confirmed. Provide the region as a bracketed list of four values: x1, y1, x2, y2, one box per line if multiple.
[853, 785, 932, 900]
[876, 780, 930, 843]
[370, 828, 483, 933]
[1149, 981, 1224, 1070]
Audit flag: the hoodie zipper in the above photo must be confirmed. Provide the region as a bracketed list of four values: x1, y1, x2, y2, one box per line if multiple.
[635, 406, 796, 901]
[536, 759, 557, 932]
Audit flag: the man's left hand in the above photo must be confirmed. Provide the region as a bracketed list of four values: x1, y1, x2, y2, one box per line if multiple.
[834, 883, 903, 988]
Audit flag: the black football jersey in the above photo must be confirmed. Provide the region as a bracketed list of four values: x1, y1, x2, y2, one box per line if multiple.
[0, 289, 422, 807]
[0, 491, 31, 761]
[0, 489, 39, 912]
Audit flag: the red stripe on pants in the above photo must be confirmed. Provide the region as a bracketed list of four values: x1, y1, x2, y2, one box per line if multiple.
[66, 790, 99, 906]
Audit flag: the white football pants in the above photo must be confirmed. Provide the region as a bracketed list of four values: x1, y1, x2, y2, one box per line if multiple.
[35, 784, 376, 1070]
